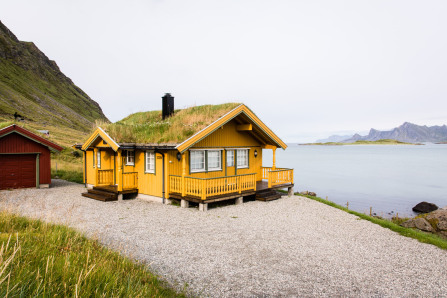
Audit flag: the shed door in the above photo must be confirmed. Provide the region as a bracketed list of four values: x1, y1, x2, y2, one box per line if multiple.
[0, 154, 36, 190]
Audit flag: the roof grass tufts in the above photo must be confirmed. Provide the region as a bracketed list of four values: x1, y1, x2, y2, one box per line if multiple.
[98, 103, 241, 144]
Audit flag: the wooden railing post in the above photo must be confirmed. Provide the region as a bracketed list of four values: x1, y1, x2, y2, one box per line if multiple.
[201, 180, 206, 200]
[181, 153, 186, 197]
[238, 176, 242, 193]
[268, 171, 272, 188]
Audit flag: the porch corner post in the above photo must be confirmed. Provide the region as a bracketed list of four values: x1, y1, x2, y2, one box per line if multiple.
[117, 149, 123, 191]
[93, 148, 98, 186]
[181, 153, 186, 196]
[272, 147, 277, 170]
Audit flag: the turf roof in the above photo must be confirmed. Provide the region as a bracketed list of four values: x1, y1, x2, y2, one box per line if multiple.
[99, 103, 241, 144]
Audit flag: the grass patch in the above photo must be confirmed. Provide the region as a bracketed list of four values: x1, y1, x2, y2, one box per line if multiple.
[0, 211, 184, 297]
[51, 169, 83, 184]
[295, 193, 447, 250]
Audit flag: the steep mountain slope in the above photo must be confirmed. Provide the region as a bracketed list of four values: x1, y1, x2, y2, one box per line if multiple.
[343, 122, 447, 143]
[0, 20, 109, 134]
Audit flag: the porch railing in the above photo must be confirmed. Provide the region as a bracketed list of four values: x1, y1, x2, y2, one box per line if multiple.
[262, 167, 294, 187]
[169, 173, 257, 200]
[97, 169, 113, 185]
[123, 172, 138, 189]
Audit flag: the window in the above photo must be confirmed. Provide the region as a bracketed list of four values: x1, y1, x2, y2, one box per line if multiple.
[237, 149, 249, 168]
[126, 150, 135, 166]
[208, 150, 221, 171]
[145, 151, 155, 173]
[97, 151, 101, 168]
[226, 150, 234, 167]
[190, 151, 205, 172]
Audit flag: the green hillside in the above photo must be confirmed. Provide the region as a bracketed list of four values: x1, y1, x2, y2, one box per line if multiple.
[0, 20, 109, 137]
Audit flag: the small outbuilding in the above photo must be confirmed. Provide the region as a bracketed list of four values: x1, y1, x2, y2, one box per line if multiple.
[0, 124, 63, 190]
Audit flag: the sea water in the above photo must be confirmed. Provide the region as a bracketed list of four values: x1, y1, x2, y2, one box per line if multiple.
[263, 144, 447, 217]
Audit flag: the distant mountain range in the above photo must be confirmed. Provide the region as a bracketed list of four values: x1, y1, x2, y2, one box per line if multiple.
[318, 122, 447, 143]
[0, 20, 109, 132]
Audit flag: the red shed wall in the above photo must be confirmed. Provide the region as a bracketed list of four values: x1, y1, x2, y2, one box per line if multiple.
[0, 132, 52, 184]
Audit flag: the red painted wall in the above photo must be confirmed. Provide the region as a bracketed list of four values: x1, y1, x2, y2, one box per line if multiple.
[0, 133, 52, 184]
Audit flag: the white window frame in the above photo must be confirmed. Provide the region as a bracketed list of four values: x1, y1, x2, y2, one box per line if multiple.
[97, 151, 101, 168]
[145, 151, 155, 174]
[190, 150, 206, 173]
[226, 150, 234, 167]
[126, 150, 135, 166]
[236, 149, 249, 169]
[207, 150, 222, 172]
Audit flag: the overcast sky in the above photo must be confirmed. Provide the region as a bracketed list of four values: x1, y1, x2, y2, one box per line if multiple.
[2, 0, 447, 142]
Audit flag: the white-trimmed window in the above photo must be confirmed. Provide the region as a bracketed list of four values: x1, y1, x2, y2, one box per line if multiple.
[226, 150, 234, 167]
[126, 150, 135, 166]
[97, 151, 101, 168]
[208, 150, 222, 171]
[145, 151, 155, 173]
[190, 151, 205, 172]
[237, 149, 249, 168]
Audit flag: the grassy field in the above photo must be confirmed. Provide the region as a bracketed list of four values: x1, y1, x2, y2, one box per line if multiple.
[295, 192, 447, 250]
[0, 211, 185, 297]
[301, 139, 422, 146]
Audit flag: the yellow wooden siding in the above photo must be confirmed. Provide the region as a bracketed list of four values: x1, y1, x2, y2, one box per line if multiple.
[86, 150, 95, 185]
[135, 151, 163, 197]
[194, 120, 259, 147]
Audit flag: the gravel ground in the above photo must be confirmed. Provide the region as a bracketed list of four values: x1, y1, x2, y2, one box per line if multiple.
[1, 179, 447, 297]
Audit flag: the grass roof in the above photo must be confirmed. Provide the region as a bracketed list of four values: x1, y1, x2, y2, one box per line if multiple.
[98, 103, 241, 144]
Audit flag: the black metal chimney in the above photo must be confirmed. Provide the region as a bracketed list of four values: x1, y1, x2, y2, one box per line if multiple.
[162, 93, 174, 120]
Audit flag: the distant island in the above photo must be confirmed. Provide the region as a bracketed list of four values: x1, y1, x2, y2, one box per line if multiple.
[301, 139, 423, 146]
[316, 122, 447, 144]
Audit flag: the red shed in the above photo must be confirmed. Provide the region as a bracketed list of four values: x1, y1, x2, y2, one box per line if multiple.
[0, 124, 63, 189]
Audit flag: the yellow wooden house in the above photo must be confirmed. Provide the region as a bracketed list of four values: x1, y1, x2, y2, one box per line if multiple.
[77, 97, 293, 211]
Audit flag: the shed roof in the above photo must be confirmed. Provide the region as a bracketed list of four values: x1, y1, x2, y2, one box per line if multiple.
[0, 124, 63, 152]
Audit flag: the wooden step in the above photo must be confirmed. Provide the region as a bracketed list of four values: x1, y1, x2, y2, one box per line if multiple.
[94, 185, 118, 193]
[88, 189, 118, 199]
[256, 189, 283, 201]
[82, 192, 117, 202]
[256, 194, 282, 201]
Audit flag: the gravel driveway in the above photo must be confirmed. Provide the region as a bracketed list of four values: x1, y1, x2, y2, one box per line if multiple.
[1, 179, 446, 297]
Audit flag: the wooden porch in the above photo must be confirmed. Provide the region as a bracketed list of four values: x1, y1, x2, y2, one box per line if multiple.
[83, 169, 139, 202]
[168, 167, 294, 208]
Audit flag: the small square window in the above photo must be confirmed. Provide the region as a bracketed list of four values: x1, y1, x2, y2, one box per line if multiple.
[190, 151, 205, 172]
[126, 150, 135, 166]
[227, 150, 234, 167]
[237, 149, 249, 168]
[208, 150, 221, 171]
[145, 151, 155, 173]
